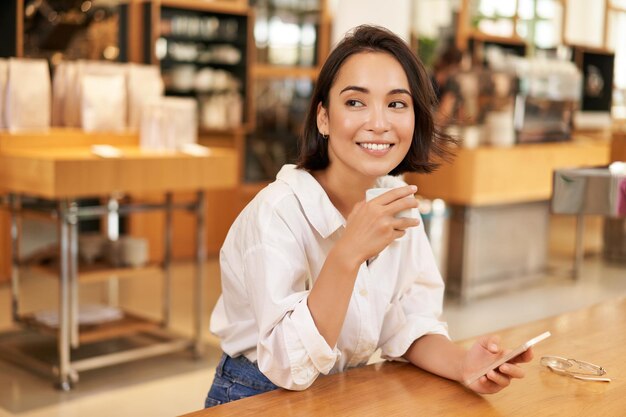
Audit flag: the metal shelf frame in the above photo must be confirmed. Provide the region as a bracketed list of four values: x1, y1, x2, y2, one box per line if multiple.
[2, 190, 206, 390]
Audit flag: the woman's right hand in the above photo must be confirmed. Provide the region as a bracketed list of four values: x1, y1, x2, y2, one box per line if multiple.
[337, 185, 420, 265]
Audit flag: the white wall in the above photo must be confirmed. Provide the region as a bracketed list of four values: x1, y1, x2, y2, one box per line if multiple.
[564, 0, 606, 48]
[329, 0, 456, 41]
[412, 0, 455, 39]
[330, 0, 412, 46]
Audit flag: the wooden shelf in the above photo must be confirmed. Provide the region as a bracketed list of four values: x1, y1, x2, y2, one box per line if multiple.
[160, 0, 248, 15]
[20, 311, 162, 345]
[468, 31, 526, 45]
[29, 262, 163, 284]
[252, 65, 319, 80]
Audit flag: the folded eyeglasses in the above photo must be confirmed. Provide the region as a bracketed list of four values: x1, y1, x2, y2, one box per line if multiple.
[540, 356, 611, 382]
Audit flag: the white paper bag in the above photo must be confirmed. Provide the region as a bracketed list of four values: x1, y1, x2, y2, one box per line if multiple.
[81, 73, 127, 132]
[5, 58, 51, 131]
[70, 60, 128, 129]
[127, 64, 164, 130]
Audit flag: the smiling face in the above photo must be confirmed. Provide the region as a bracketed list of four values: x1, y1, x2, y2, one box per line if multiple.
[316, 51, 415, 183]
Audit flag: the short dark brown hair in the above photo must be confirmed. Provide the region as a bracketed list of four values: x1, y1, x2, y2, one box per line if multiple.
[297, 25, 456, 175]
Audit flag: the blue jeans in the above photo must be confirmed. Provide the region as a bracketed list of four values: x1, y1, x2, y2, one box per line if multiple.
[204, 353, 279, 408]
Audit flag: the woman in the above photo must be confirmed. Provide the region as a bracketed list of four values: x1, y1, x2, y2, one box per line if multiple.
[205, 25, 532, 408]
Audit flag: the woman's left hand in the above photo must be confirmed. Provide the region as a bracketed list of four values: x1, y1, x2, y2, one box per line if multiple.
[461, 335, 533, 394]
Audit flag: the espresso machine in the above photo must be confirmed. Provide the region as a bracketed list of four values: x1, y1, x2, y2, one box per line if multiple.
[513, 57, 582, 143]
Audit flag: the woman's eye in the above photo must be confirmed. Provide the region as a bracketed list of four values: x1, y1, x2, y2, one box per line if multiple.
[346, 99, 364, 107]
[389, 101, 408, 109]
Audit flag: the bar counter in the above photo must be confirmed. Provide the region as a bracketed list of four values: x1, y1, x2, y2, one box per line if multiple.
[404, 138, 611, 300]
[405, 138, 610, 206]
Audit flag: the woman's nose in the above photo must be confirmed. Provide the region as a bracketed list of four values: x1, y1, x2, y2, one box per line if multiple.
[367, 104, 391, 132]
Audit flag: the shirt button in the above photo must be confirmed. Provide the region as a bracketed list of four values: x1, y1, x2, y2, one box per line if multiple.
[359, 289, 368, 297]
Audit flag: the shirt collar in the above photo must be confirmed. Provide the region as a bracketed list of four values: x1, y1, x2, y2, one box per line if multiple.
[276, 165, 345, 238]
[275, 164, 407, 239]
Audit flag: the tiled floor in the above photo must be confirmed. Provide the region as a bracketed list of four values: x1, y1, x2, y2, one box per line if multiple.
[0, 255, 624, 417]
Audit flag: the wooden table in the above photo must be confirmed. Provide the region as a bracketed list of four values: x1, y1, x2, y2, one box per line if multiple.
[183, 296, 626, 416]
[0, 132, 237, 389]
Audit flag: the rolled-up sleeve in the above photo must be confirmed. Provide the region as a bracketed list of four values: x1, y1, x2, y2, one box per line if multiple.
[378, 228, 449, 360]
[242, 220, 339, 390]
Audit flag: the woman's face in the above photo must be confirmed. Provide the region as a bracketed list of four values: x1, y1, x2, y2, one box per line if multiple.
[317, 51, 415, 181]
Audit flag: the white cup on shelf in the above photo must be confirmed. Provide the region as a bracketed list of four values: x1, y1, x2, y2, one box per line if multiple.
[120, 237, 149, 268]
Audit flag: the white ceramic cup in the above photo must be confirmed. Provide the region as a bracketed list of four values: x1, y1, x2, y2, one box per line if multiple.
[120, 237, 149, 268]
[365, 187, 417, 219]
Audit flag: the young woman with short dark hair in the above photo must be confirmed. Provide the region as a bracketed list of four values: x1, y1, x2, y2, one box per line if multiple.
[205, 25, 531, 408]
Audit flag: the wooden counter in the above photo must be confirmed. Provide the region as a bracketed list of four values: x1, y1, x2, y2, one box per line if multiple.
[612, 131, 626, 161]
[183, 296, 626, 417]
[0, 146, 236, 199]
[405, 139, 610, 206]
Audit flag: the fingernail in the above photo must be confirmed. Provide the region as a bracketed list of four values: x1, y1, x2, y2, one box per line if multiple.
[410, 185, 417, 192]
[489, 344, 498, 351]
[500, 365, 508, 372]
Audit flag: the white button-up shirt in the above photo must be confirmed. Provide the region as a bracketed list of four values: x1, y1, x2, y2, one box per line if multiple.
[210, 164, 448, 390]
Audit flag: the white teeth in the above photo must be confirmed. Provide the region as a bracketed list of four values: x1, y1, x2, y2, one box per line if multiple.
[359, 143, 391, 151]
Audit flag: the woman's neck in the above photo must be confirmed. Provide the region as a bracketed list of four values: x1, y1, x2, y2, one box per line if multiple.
[313, 166, 376, 220]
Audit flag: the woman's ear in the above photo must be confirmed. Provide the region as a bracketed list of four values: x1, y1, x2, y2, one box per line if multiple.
[316, 102, 329, 136]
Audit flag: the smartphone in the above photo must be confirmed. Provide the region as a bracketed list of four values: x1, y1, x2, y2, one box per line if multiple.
[463, 331, 551, 386]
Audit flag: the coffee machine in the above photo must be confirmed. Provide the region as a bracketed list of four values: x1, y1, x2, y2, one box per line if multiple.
[513, 58, 582, 143]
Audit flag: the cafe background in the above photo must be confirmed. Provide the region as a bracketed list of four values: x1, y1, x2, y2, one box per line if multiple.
[0, 0, 625, 416]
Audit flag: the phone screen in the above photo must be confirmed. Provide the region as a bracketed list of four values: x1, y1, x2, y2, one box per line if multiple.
[463, 331, 551, 386]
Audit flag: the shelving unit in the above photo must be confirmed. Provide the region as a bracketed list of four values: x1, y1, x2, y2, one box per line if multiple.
[0, 0, 334, 273]
[456, 0, 566, 60]
[1, 190, 205, 390]
[144, 0, 252, 135]
[245, 0, 331, 183]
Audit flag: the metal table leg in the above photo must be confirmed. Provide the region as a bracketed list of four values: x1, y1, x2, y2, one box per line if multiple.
[9, 194, 22, 322]
[106, 197, 120, 307]
[68, 201, 79, 349]
[194, 190, 206, 357]
[573, 212, 585, 280]
[57, 200, 73, 391]
[163, 193, 173, 327]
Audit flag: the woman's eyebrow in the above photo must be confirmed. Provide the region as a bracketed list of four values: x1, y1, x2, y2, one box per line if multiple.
[339, 86, 411, 96]
[389, 88, 411, 96]
[339, 85, 368, 94]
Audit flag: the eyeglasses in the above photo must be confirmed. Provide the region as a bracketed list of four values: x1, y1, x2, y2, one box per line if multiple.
[540, 356, 611, 382]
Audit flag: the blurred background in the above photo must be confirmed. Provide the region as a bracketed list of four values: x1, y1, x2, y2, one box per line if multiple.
[0, 0, 625, 416]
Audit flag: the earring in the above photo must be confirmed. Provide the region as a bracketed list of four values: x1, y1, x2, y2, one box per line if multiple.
[321, 132, 328, 139]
